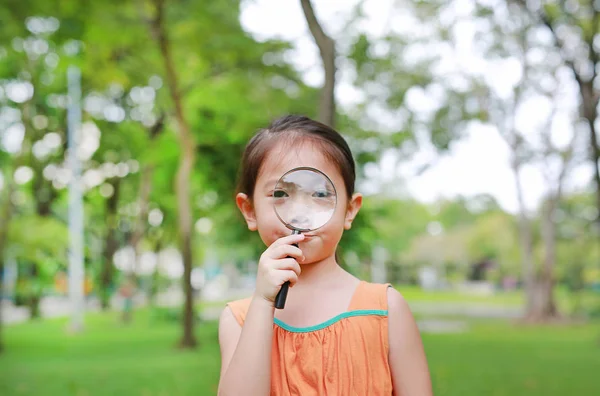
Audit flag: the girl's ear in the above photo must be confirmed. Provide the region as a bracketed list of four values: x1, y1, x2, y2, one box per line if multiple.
[344, 193, 363, 230]
[236, 192, 258, 231]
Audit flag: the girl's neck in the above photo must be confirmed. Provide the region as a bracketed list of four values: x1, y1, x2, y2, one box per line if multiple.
[296, 254, 347, 288]
[275, 254, 360, 325]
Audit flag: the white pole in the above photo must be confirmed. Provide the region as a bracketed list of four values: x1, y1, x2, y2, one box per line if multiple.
[3, 256, 17, 301]
[67, 66, 84, 332]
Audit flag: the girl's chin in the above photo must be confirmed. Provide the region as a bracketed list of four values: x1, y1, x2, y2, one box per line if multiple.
[300, 258, 319, 265]
[299, 251, 336, 265]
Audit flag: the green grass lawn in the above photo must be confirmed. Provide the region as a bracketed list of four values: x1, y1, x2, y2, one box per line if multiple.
[396, 285, 524, 306]
[1, 309, 599, 396]
[0, 310, 222, 396]
[426, 320, 600, 395]
[396, 285, 600, 314]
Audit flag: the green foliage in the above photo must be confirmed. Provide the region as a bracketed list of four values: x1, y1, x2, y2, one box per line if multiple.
[7, 215, 68, 264]
[466, 211, 520, 274]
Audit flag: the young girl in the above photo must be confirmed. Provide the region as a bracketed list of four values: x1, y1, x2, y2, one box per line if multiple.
[218, 115, 432, 395]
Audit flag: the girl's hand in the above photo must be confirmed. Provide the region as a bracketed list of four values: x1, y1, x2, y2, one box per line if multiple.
[255, 234, 305, 304]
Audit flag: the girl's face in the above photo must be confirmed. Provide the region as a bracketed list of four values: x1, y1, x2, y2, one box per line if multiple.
[236, 140, 362, 264]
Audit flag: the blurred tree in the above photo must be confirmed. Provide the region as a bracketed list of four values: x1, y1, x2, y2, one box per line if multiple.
[0, 161, 15, 354]
[346, 1, 489, 156]
[466, 211, 521, 281]
[0, 0, 320, 350]
[341, 196, 432, 282]
[7, 214, 68, 317]
[0, 13, 72, 320]
[512, 0, 600, 227]
[300, 0, 336, 127]
[480, 2, 582, 320]
[555, 191, 600, 315]
[143, 0, 198, 348]
[359, 0, 586, 320]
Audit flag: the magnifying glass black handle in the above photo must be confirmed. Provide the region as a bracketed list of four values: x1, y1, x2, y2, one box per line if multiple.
[274, 230, 301, 309]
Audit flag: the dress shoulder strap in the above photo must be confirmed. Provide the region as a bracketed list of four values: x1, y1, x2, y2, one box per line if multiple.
[226, 297, 252, 326]
[347, 281, 391, 311]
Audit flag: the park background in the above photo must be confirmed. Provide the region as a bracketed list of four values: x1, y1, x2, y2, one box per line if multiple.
[1, 0, 599, 395]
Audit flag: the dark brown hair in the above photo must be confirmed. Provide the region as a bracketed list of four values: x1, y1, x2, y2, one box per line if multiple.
[237, 115, 356, 200]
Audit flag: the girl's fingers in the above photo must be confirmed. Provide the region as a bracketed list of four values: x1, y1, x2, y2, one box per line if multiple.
[268, 244, 304, 261]
[278, 270, 299, 287]
[271, 258, 301, 276]
[269, 234, 305, 249]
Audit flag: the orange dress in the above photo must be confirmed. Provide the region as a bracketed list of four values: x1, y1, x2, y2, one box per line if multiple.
[226, 281, 393, 395]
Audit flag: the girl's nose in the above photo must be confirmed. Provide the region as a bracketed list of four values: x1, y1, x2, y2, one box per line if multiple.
[290, 214, 311, 229]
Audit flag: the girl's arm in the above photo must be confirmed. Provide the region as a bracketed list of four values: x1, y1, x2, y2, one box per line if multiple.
[387, 287, 433, 396]
[218, 233, 305, 396]
[218, 296, 274, 396]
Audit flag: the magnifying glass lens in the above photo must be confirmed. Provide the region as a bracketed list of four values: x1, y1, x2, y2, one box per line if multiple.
[273, 168, 337, 232]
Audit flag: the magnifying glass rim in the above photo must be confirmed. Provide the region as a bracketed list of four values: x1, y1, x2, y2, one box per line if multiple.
[272, 166, 338, 232]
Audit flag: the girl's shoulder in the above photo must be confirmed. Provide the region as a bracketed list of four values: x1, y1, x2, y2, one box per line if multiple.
[225, 297, 252, 327]
[347, 280, 392, 311]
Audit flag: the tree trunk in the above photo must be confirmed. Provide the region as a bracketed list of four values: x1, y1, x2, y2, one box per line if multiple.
[568, 263, 585, 316]
[149, 240, 162, 307]
[31, 175, 57, 320]
[100, 178, 121, 310]
[579, 80, 600, 225]
[0, 168, 16, 354]
[526, 279, 557, 321]
[540, 197, 558, 311]
[150, 0, 197, 348]
[29, 294, 41, 319]
[511, 159, 537, 314]
[300, 0, 336, 127]
[121, 162, 155, 320]
[526, 198, 560, 321]
[0, 239, 4, 353]
[117, 114, 164, 317]
[129, 117, 162, 252]
[28, 263, 41, 319]
[32, 163, 57, 218]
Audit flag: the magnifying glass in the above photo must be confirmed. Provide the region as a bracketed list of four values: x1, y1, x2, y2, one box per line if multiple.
[272, 167, 338, 309]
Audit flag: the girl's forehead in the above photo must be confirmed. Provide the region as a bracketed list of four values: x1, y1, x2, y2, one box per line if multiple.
[260, 142, 338, 180]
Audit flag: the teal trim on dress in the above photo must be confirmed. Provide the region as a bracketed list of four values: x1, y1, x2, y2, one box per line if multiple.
[273, 309, 388, 333]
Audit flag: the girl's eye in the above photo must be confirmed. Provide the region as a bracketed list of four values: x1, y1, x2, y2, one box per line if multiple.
[313, 190, 331, 198]
[273, 190, 289, 198]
